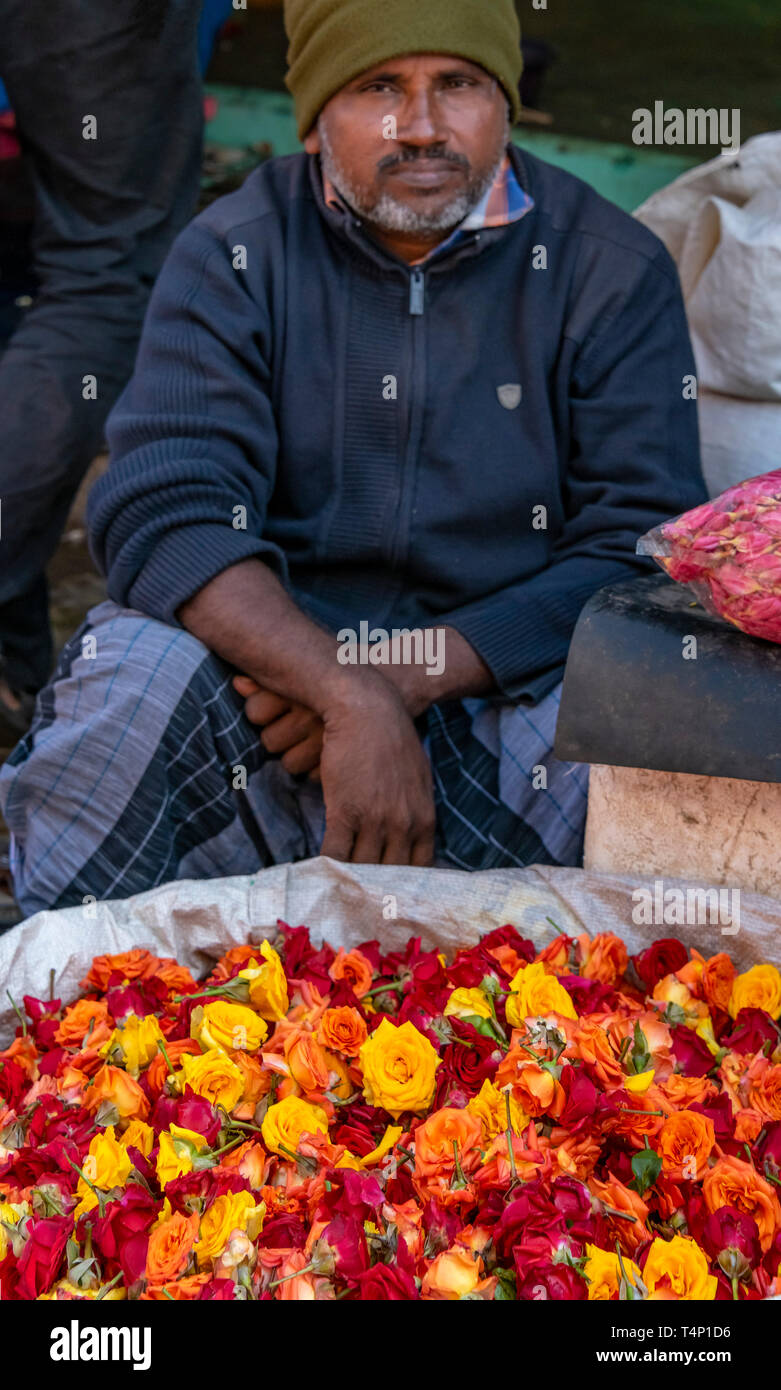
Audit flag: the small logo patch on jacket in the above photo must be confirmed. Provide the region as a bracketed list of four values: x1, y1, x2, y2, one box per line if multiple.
[497, 383, 522, 410]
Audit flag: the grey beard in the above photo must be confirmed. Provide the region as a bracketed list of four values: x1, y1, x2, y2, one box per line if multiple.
[318, 120, 508, 237]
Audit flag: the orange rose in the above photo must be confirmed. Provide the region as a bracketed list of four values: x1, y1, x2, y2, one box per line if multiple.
[55, 999, 111, 1048]
[747, 1061, 781, 1123]
[145, 1039, 200, 1098]
[494, 1052, 564, 1120]
[537, 935, 572, 975]
[155, 959, 198, 996]
[286, 1034, 331, 1095]
[140, 1273, 210, 1301]
[486, 943, 526, 979]
[421, 1248, 492, 1301]
[734, 1108, 763, 1145]
[590, 1175, 650, 1256]
[703, 1156, 781, 1252]
[553, 1129, 601, 1179]
[702, 953, 736, 1014]
[231, 1050, 272, 1107]
[660, 1075, 717, 1109]
[609, 1087, 665, 1148]
[145, 1210, 199, 1285]
[83, 949, 158, 992]
[82, 1064, 149, 1121]
[210, 944, 260, 982]
[317, 1006, 368, 1057]
[414, 1107, 482, 1185]
[581, 934, 629, 987]
[328, 949, 374, 999]
[570, 1019, 624, 1089]
[657, 1109, 715, 1180]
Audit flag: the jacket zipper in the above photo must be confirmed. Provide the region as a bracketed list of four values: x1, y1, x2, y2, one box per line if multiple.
[388, 268, 426, 569]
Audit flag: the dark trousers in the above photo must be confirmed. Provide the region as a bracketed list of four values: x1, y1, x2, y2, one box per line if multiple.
[0, 0, 203, 691]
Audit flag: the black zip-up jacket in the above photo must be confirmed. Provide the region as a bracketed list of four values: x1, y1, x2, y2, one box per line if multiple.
[88, 145, 708, 702]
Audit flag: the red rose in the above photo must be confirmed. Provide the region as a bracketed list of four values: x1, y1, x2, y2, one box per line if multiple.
[17, 1215, 71, 1299]
[256, 1214, 308, 1250]
[721, 1008, 778, 1055]
[689, 1094, 734, 1142]
[633, 938, 689, 993]
[91, 1187, 159, 1284]
[277, 921, 334, 992]
[515, 1259, 587, 1300]
[199, 1279, 238, 1299]
[702, 1205, 761, 1276]
[670, 1025, 714, 1076]
[321, 1215, 369, 1280]
[359, 1263, 419, 1300]
[0, 1058, 28, 1108]
[559, 1066, 600, 1126]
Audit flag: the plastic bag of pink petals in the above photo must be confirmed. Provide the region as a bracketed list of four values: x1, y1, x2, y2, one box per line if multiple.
[637, 469, 781, 644]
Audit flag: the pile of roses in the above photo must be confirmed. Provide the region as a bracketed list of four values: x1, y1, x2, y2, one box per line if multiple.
[1, 919, 781, 1300]
[639, 468, 781, 644]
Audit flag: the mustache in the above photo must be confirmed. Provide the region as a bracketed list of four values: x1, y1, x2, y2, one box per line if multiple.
[377, 146, 471, 174]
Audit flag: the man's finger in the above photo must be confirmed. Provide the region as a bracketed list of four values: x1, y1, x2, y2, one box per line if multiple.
[280, 735, 323, 777]
[410, 829, 436, 868]
[321, 819, 356, 863]
[233, 675, 261, 696]
[261, 709, 320, 754]
[350, 822, 388, 865]
[380, 830, 413, 866]
[244, 691, 291, 726]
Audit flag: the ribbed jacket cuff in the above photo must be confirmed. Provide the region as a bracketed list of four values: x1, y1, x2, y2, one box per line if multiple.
[125, 524, 288, 625]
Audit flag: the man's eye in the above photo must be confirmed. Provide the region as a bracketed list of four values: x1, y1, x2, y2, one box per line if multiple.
[444, 78, 474, 89]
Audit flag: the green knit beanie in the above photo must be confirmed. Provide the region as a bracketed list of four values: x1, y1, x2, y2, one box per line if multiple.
[284, 0, 522, 139]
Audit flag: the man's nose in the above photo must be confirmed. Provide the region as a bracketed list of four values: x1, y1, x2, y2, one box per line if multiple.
[395, 88, 449, 145]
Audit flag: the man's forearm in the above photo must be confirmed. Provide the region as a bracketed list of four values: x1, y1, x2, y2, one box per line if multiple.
[178, 559, 360, 717]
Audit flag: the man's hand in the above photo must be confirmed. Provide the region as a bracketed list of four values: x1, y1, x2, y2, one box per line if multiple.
[318, 676, 436, 866]
[233, 676, 323, 777]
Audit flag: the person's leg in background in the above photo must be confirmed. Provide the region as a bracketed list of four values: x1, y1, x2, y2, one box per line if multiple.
[0, 0, 203, 717]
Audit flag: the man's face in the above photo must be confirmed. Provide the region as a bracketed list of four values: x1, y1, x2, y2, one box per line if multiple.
[304, 53, 510, 241]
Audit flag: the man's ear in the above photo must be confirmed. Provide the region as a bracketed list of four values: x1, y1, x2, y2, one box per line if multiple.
[304, 125, 322, 154]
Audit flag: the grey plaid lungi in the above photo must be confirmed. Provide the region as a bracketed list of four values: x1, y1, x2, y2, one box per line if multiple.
[0, 602, 589, 917]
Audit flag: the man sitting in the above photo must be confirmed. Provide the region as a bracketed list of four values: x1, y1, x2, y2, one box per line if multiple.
[0, 0, 707, 916]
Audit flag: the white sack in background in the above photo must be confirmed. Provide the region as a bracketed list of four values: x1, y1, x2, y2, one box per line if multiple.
[0, 858, 779, 1043]
[634, 132, 781, 495]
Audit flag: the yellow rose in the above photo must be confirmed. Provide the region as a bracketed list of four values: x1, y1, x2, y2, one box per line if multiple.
[0, 1201, 28, 1261]
[506, 961, 577, 1027]
[466, 1079, 527, 1142]
[643, 1235, 718, 1300]
[156, 1124, 210, 1189]
[729, 964, 781, 1021]
[443, 987, 493, 1021]
[179, 1048, 244, 1112]
[195, 1191, 262, 1266]
[624, 1069, 655, 1095]
[359, 1018, 440, 1119]
[76, 1127, 132, 1217]
[238, 941, 289, 1021]
[102, 1013, 164, 1076]
[39, 1280, 126, 1301]
[193, 1000, 267, 1054]
[119, 1119, 155, 1157]
[584, 1244, 642, 1300]
[261, 1095, 329, 1158]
